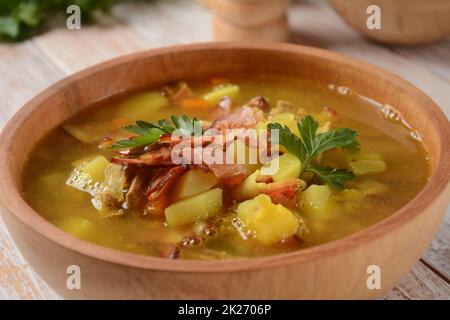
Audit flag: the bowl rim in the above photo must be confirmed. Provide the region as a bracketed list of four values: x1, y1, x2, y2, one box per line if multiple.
[0, 42, 449, 273]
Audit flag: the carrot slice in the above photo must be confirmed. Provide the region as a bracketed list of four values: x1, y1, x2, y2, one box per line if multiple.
[112, 117, 131, 129]
[180, 98, 210, 109]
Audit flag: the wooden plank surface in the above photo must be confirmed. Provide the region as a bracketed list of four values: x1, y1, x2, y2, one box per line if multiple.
[0, 0, 448, 300]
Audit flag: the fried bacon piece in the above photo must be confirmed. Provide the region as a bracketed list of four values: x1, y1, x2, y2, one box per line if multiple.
[208, 163, 249, 188]
[211, 106, 264, 132]
[163, 82, 194, 102]
[144, 166, 188, 215]
[100, 129, 135, 149]
[248, 96, 270, 111]
[111, 147, 173, 166]
[262, 179, 306, 208]
[125, 168, 152, 208]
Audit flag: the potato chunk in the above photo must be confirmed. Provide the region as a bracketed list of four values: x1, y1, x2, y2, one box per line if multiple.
[232, 170, 268, 201]
[300, 184, 335, 221]
[204, 84, 240, 105]
[67, 156, 109, 194]
[257, 112, 299, 136]
[81, 156, 109, 183]
[262, 152, 301, 182]
[115, 91, 168, 120]
[66, 156, 112, 211]
[165, 188, 223, 227]
[172, 169, 218, 200]
[237, 194, 299, 245]
[347, 152, 386, 175]
[62, 124, 98, 144]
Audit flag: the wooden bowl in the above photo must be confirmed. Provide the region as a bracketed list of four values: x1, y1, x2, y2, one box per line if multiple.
[0, 43, 449, 299]
[330, 0, 450, 45]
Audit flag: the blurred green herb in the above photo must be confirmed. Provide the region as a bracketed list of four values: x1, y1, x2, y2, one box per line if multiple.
[0, 0, 114, 41]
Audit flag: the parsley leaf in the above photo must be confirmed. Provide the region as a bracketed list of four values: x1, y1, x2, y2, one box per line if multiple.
[297, 115, 359, 171]
[111, 115, 203, 150]
[268, 123, 306, 162]
[170, 115, 203, 136]
[268, 115, 359, 189]
[305, 166, 355, 190]
[110, 128, 164, 150]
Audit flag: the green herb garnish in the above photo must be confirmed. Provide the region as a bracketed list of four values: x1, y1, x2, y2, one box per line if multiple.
[111, 115, 203, 150]
[268, 115, 359, 189]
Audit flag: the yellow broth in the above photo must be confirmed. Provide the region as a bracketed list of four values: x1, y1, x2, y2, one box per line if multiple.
[22, 74, 430, 259]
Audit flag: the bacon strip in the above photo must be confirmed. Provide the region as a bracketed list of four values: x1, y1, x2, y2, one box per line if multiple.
[248, 96, 270, 111]
[125, 168, 152, 208]
[144, 166, 188, 215]
[208, 163, 249, 188]
[262, 179, 306, 208]
[111, 147, 173, 166]
[211, 106, 264, 132]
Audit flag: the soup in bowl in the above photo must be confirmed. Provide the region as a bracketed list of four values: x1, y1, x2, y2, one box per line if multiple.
[22, 74, 430, 260]
[0, 43, 448, 299]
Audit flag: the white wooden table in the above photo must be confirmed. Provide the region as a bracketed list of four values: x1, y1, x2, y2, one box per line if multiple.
[0, 0, 448, 300]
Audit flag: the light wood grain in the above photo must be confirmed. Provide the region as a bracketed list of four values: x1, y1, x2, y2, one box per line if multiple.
[0, 0, 448, 300]
[0, 43, 64, 299]
[0, 44, 62, 128]
[383, 262, 450, 300]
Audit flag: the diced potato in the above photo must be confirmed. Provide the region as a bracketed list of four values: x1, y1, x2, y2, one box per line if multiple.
[262, 152, 301, 182]
[80, 156, 109, 183]
[71, 155, 98, 168]
[348, 152, 386, 175]
[334, 189, 365, 202]
[56, 216, 94, 239]
[204, 84, 240, 105]
[165, 188, 223, 227]
[226, 139, 260, 173]
[103, 163, 126, 201]
[237, 194, 299, 245]
[333, 180, 388, 213]
[232, 170, 269, 201]
[62, 124, 100, 144]
[300, 185, 335, 221]
[351, 160, 386, 175]
[357, 180, 388, 195]
[66, 156, 109, 199]
[172, 169, 219, 200]
[115, 91, 168, 120]
[256, 112, 299, 136]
